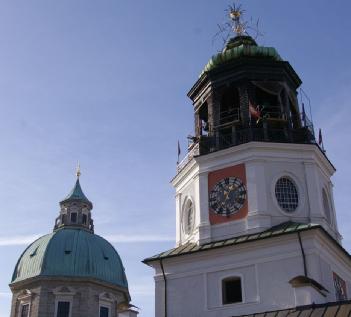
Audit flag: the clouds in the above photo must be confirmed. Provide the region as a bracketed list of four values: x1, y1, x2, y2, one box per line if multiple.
[105, 233, 173, 243]
[0, 292, 11, 298]
[0, 234, 43, 246]
[0, 232, 173, 247]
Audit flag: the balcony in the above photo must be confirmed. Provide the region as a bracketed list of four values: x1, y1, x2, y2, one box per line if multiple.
[198, 126, 315, 155]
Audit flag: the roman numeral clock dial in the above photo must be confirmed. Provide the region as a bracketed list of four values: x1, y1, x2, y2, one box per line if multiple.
[209, 177, 247, 216]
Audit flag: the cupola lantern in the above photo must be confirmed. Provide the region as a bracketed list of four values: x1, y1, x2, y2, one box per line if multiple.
[187, 34, 315, 158]
[54, 168, 94, 232]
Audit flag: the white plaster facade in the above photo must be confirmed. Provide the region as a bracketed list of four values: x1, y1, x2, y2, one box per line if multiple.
[144, 141, 351, 317]
[151, 229, 351, 317]
[172, 142, 340, 246]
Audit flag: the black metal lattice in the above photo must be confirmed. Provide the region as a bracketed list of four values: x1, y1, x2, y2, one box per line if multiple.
[275, 177, 299, 212]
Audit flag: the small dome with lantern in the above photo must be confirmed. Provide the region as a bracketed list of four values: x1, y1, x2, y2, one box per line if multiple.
[9, 168, 137, 317]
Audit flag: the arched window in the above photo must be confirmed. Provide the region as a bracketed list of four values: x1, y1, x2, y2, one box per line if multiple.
[222, 277, 242, 305]
[182, 199, 194, 235]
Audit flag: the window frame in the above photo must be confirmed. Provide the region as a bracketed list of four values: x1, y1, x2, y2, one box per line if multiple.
[70, 212, 77, 223]
[275, 177, 299, 213]
[99, 305, 110, 317]
[18, 302, 31, 317]
[17, 290, 32, 317]
[271, 172, 305, 216]
[181, 197, 195, 237]
[221, 276, 243, 305]
[54, 299, 72, 317]
[53, 287, 75, 317]
[98, 292, 115, 317]
[55, 299, 72, 317]
[82, 213, 88, 225]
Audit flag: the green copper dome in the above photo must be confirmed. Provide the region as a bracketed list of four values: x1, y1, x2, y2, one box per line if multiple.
[11, 228, 128, 289]
[200, 36, 282, 77]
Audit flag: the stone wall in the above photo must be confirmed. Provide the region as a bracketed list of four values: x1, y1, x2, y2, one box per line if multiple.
[10, 278, 128, 317]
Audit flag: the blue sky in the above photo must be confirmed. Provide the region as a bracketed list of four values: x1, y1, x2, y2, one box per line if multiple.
[0, 1, 350, 316]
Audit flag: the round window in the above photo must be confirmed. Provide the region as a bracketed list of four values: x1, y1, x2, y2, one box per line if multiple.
[275, 177, 299, 212]
[182, 200, 194, 235]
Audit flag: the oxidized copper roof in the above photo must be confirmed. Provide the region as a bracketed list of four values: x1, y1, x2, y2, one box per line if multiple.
[143, 222, 331, 263]
[11, 228, 128, 289]
[200, 36, 282, 77]
[60, 178, 92, 208]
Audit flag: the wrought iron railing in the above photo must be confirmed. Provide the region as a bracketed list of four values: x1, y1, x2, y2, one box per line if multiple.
[176, 110, 316, 174]
[197, 126, 315, 155]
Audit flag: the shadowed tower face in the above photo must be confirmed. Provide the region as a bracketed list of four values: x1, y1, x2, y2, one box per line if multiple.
[9, 170, 138, 317]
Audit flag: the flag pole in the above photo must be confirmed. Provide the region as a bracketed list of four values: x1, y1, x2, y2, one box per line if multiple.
[177, 140, 181, 165]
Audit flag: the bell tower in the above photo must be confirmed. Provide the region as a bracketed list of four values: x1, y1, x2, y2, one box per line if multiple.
[190, 34, 313, 153]
[172, 8, 339, 246]
[145, 6, 351, 317]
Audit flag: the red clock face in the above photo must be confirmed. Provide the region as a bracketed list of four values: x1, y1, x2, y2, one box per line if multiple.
[208, 164, 248, 224]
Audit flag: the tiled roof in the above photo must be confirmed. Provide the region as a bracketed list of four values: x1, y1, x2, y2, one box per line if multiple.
[143, 222, 320, 264]
[233, 300, 351, 317]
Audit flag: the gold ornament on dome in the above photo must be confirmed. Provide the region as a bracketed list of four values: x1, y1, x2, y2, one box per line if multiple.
[213, 3, 263, 48]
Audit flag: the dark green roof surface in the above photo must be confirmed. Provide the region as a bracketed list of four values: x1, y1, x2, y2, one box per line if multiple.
[143, 222, 319, 263]
[12, 228, 128, 289]
[200, 36, 282, 77]
[60, 179, 92, 206]
[233, 300, 351, 317]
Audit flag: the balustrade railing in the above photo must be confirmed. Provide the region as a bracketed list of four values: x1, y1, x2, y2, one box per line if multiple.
[177, 109, 316, 174]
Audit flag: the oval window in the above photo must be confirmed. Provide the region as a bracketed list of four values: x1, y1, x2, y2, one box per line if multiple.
[275, 177, 299, 212]
[182, 200, 194, 235]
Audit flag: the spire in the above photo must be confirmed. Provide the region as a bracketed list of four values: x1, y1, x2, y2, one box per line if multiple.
[60, 179, 92, 207]
[60, 164, 92, 208]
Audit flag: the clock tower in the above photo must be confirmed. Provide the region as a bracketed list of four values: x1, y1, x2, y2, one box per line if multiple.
[171, 33, 339, 247]
[144, 6, 351, 317]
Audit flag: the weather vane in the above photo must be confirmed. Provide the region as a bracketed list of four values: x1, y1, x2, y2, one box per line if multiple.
[213, 3, 263, 48]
